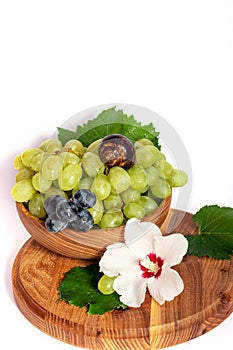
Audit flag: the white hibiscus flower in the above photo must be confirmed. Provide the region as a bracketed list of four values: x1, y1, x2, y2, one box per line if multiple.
[99, 218, 188, 307]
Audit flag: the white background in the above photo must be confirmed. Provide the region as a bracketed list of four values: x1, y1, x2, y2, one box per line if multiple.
[0, 1, 233, 349]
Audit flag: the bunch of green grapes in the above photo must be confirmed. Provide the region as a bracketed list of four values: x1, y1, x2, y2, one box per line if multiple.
[11, 139, 84, 218]
[86, 137, 187, 228]
[11, 136, 188, 229]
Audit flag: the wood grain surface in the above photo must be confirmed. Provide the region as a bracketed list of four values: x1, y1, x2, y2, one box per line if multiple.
[12, 209, 233, 350]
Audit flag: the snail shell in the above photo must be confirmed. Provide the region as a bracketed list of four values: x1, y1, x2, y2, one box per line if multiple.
[99, 134, 136, 169]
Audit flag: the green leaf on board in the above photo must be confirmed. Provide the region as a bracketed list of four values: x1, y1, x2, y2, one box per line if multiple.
[58, 264, 127, 315]
[186, 205, 233, 260]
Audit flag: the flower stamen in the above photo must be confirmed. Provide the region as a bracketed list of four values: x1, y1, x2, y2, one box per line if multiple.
[139, 253, 163, 279]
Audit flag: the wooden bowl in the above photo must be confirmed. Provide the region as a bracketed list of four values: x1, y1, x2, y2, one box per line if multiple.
[16, 195, 172, 259]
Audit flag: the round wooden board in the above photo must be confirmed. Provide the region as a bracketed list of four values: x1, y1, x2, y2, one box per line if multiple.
[12, 209, 233, 350]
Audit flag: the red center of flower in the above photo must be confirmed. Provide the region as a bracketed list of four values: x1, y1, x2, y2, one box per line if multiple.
[139, 253, 163, 279]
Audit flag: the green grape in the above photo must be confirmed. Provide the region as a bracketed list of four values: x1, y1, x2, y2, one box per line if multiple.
[79, 177, 93, 190]
[156, 160, 173, 179]
[16, 168, 35, 182]
[21, 148, 43, 168]
[146, 145, 160, 158]
[71, 184, 80, 194]
[134, 138, 154, 149]
[98, 275, 116, 295]
[39, 138, 60, 152]
[11, 179, 36, 202]
[91, 174, 111, 200]
[135, 145, 158, 167]
[145, 166, 159, 186]
[29, 193, 46, 218]
[123, 202, 145, 219]
[88, 198, 104, 224]
[139, 184, 149, 194]
[42, 139, 62, 154]
[104, 193, 123, 211]
[99, 209, 124, 228]
[61, 151, 80, 168]
[108, 166, 130, 193]
[156, 150, 166, 162]
[13, 154, 25, 170]
[41, 154, 63, 181]
[58, 163, 82, 191]
[136, 196, 158, 215]
[43, 186, 68, 201]
[32, 172, 52, 192]
[128, 165, 148, 191]
[62, 139, 84, 157]
[121, 187, 141, 205]
[72, 176, 94, 195]
[168, 169, 188, 187]
[86, 139, 102, 155]
[82, 152, 104, 177]
[150, 178, 171, 198]
[39, 139, 52, 150]
[30, 151, 49, 172]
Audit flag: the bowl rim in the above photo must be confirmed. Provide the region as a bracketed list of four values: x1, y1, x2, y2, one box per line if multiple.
[15, 194, 172, 259]
[16, 193, 172, 234]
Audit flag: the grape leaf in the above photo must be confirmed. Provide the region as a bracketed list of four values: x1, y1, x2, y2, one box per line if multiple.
[186, 205, 233, 260]
[57, 106, 160, 149]
[58, 264, 127, 315]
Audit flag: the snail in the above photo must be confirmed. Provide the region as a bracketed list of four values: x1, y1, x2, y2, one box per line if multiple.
[99, 134, 136, 170]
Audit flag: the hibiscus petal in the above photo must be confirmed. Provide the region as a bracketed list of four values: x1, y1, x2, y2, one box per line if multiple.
[148, 267, 184, 305]
[99, 242, 140, 277]
[147, 279, 165, 305]
[153, 234, 188, 267]
[113, 275, 147, 307]
[124, 218, 162, 259]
